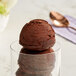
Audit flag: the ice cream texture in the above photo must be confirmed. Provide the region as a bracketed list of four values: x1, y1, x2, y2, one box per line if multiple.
[19, 19, 55, 51]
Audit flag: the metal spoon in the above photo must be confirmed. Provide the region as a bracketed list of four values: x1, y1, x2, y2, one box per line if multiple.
[49, 11, 76, 31]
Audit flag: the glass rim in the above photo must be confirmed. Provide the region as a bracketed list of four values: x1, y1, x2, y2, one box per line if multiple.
[10, 40, 61, 56]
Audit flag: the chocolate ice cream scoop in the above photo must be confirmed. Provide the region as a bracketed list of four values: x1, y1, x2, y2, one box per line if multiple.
[19, 19, 55, 51]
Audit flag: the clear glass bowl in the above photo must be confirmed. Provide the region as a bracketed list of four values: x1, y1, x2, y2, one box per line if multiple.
[10, 40, 61, 76]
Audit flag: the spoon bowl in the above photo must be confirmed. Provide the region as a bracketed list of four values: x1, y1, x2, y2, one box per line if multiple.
[49, 11, 76, 31]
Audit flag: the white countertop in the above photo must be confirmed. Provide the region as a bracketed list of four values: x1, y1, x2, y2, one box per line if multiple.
[0, 0, 76, 76]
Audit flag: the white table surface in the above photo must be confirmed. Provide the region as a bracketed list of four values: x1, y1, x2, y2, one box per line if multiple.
[0, 0, 76, 76]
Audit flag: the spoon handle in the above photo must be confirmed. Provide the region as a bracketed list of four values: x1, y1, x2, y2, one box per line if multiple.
[69, 26, 76, 31]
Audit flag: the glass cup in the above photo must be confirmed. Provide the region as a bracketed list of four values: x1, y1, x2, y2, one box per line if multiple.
[10, 40, 61, 76]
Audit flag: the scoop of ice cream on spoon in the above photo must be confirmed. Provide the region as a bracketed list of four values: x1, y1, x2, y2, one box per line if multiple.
[49, 11, 76, 31]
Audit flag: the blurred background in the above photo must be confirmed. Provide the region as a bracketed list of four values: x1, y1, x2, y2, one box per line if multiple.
[0, 0, 76, 76]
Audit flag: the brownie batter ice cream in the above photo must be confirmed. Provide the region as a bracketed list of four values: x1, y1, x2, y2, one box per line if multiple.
[19, 19, 55, 51]
[16, 19, 56, 76]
